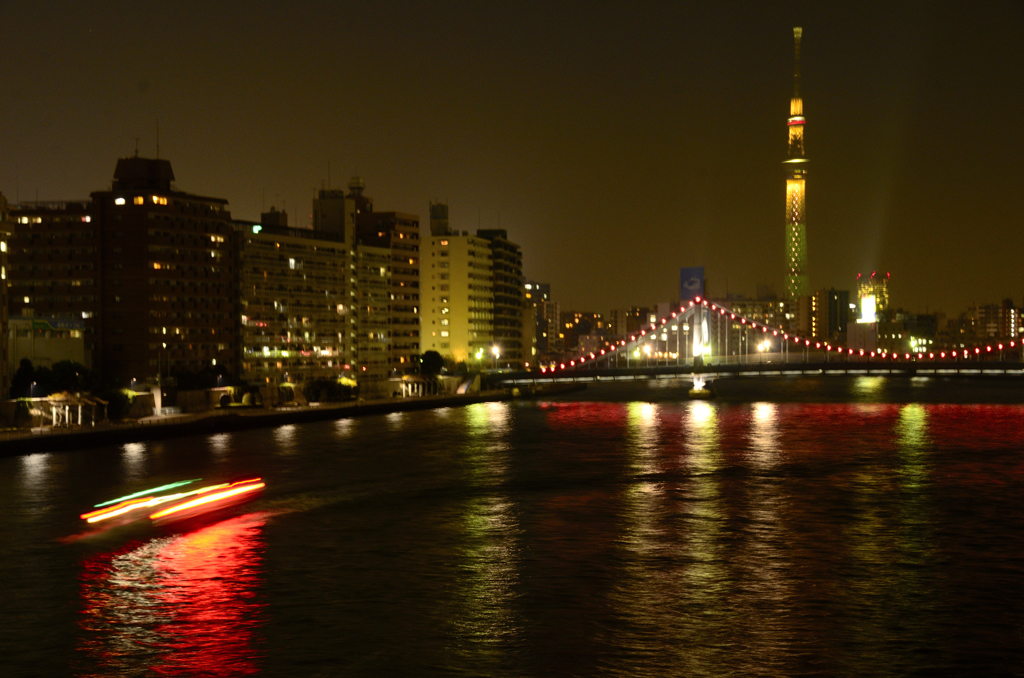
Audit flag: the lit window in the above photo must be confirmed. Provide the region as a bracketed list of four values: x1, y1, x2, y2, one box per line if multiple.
[134, 196, 145, 205]
[23, 296, 29, 303]
[114, 197, 126, 206]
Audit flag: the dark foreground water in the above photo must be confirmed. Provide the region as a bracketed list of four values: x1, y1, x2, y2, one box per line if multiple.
[2, 377, 1024, 676]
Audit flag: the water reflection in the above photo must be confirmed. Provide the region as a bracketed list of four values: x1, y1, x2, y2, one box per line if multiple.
[385, 411, 405, 431]
[208, 433, 231, 455]
[453, 402, 520, 666]
[20, 453, 50, 493]
[272, 425, 296, 454]
[333, 418, 353, 438]
[77, 514, 267, 675]
[852, 375, 885, 398]
[748, 402, 780, 469]
[121, 443, 146, 480]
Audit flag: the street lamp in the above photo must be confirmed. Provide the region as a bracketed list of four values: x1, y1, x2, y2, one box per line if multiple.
[30, 381, 36, 398]
[491, 345, 500, 371]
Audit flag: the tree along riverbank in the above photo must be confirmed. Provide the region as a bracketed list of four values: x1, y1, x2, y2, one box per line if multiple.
[0, 384, 586, 457]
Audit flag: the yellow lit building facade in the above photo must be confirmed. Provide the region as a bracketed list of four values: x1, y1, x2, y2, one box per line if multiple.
[423, 233, 494, 365]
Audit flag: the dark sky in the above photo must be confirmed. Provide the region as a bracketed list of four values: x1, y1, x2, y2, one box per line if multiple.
[2, 1, 1022, 316]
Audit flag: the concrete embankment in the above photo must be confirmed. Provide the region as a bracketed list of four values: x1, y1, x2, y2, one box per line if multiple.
[0, 385, 585, 457]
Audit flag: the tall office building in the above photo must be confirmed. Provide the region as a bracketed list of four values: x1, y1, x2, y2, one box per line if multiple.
[856, 272, 890, 321]
[784, 27, 809, 301]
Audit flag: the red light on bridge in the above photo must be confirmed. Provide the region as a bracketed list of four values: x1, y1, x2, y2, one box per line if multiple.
[848, 349, 854, 355]
[741, 319, 746, 324]
[929, 352, 935, 359]
[570, 360, 576, 366]
[816, 342, 821, 348]
[870, 351, 876, 357]
[918, 353, 923, 359]
[805, 340, 811, 346]
[975, 348, 981, 354]
[986, 346, 992, 352]
[631, 336, 636, 341]
[941, 352, 946, 358]
[859, 349, 864, 356]
[731, 313, 736, 319]
[998, 344, 1004, 350]
[600, 350, 605, 355]
[695, 296, 702, 303]
[773, 330, 778, 336]
[1011, 342, 1016, 347]
[905, 353, 911, 360]
[579, 357, 585, 363]
[711, 304, 716, 310]
[560, 363, 566, 369]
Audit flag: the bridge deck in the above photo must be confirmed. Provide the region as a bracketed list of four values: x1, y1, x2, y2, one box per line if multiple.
[492, 361, 1024, 386]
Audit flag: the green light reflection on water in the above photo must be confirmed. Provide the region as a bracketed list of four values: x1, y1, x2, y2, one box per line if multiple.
[453, 402, 521, 662]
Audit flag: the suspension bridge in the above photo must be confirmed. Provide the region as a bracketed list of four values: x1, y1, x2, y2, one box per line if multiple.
[493, 297, 1024, 392]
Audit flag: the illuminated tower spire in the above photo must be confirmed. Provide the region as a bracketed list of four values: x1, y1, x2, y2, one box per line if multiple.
[784, 27, 809, 300]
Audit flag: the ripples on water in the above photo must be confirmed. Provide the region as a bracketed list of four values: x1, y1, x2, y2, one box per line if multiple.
[1, 379, 1023, 675]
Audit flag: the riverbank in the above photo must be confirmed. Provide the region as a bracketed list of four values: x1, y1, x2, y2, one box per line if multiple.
[0, 384, 586, 457]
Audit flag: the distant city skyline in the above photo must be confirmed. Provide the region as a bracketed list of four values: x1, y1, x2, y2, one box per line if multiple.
[1, 1, 1021, 315]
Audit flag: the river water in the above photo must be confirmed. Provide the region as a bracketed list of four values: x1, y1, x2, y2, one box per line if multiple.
[2, 377, 1024, 676]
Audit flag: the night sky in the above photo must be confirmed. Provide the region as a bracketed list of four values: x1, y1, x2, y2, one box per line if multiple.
[1, 1, 1022, 316]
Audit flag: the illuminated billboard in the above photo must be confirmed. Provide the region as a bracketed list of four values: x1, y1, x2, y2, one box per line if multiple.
[859, 294, 876, 323]
[679, 267, 705, 301]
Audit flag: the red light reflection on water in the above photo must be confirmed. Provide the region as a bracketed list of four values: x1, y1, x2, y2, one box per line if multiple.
[77, 513, 267, 676]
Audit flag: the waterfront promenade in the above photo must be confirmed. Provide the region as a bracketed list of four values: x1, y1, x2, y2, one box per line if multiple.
[0, 388, 564, 457]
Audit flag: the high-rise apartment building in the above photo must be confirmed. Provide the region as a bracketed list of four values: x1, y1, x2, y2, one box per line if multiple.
[355, 201, 420, 374]
[7, 157, 237, 384]
[784, 27, 809, 301]
[423, 231, 494, 364]
[355, 244, 392, 381]
[422, 204, 526, 369]
[236, 210, 357, 385]
[477, 229, 525, 365]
